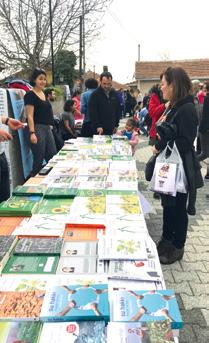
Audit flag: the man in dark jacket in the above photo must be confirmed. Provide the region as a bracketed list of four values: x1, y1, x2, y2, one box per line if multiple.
[88, 72, 121, 135]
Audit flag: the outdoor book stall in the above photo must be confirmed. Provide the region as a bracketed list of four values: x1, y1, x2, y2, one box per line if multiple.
[0, 135, 181, 342]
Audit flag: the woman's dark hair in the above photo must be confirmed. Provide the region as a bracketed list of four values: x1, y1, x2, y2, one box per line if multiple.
[150, 84, 163, 103]
[205, 81, 209, 92]
[162, 67, 192, 106]
[30, 68, 46, 87]
[127, 118, 136, 128]
[64, 99, 75, 112]
[85, 78, 98, 89]
[72, 90, 81, 97]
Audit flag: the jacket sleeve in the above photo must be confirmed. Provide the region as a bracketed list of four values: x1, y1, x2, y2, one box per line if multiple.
[148, 94, 165, 120]
[199, 96, 209, 133]
[80, 93, 87, 115]
[88, 91, 101, 129]
[115, 96, 121, 127]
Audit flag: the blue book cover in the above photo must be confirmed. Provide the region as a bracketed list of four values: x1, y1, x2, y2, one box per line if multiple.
[111, 290, 183, 329]
[40, 283, 109, 322]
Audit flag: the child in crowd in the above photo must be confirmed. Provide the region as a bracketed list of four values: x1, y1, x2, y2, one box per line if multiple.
[118, 118, 139, 155]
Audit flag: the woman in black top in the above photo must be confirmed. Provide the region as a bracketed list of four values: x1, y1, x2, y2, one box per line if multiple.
[24, 68, 57, 176]
[153, 67, 202, 264]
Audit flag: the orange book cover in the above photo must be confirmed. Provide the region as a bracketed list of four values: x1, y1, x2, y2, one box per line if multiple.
[24, 177, 44, 186]
[0, 217, 25, 235]
[64, 223, 105, 242]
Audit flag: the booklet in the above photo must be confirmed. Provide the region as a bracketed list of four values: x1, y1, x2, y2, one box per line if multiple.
[40, 283, 109, 322]
[56, 256, 97, 274]
[110, 289, 183, 329]
[13, 237, 63, 256]
[39, 321, 106, 343]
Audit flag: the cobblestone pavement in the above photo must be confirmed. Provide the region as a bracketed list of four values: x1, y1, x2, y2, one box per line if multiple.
[135, 138, 209, 343]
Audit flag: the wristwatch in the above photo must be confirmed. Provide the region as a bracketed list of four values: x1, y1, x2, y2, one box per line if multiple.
[29, 131, 35, 135]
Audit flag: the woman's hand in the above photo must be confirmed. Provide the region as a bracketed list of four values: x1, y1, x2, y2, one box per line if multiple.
[30, 133, 37, 144]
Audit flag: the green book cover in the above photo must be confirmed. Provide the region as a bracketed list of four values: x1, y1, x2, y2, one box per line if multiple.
[12, 185, 46, 196]
[35, 198, 73, 215]
[0, 322, 42, 343]
[2, 254, 59, 274]
[13, 237, 64, 256]
[112, 155, 133, 161]
[44, 187, 77, 199]
[106, 190, 138, 196]
[0, 196, 42, 216]
[76, 189, 106, 197]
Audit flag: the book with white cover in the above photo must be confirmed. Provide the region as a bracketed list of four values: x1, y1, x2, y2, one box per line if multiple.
[56, 257, 97, 274]
[105, 215, 147, 237]
[98, 236, 148, 261]
[61, 241, 98, 257]
[108, 259, 162, 282]
[107, 321, 176, 343]
[39, 321, 106, 343]
[108, 278, 164, 292]
[109, 160, 136, 171]
[67, 213, 106, 225]
[70, 196, 106, 215]
[12, 214, 67, 237]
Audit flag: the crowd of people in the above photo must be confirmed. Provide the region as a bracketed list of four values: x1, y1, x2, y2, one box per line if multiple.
[1, 66, 209, 265]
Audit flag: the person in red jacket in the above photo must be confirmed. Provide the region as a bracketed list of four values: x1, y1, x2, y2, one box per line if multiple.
[148, 84, 165, 146]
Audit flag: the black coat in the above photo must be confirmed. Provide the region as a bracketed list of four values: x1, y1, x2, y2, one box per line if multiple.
[155, 95, 203, 215]
[88, 86, 121, 134]
[199, 93, 209, 134]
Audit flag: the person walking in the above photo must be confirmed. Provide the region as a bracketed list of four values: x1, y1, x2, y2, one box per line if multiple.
[88, 71, 121, 135]
[24, 68, 57, 176]
[153, 67, 203, 265]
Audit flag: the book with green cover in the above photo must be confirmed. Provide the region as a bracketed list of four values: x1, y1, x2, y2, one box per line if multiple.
[13, 237, 64, 255]
[76, 189, 106, 197]
[0, 196, 42, 217]
[2, 255, 59, 274]
[44, 187, 77, 199]
[12, 185, 46, 196]
[0, 322, 42, 343]
[35, 198, 73, 215]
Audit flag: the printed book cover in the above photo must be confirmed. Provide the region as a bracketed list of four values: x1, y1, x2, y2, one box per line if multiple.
[0, 322, 42, 343]
[24, 177, 43, 186]
[56, 256, 97, 274]
[12, 185, 46, 196]
[0, 217, 25, 235]
[44, 187, 77, 199]
[64, 223, 105, 242]
[98, 236, 148, 261]
[0, 290, 45, 320]
[111, 290, 183, 329]
[39, 321, 106, 343]
[0, 235, 17, 255]
[108, 260, 161, 282]
[61, 241, 97, 257]
[35, 198, 73, 215]
[13, 237, 64, 255]
[2, 255, 59, 274]
[0, 196, 42, 216]
[12, 214, 66, 237]
[40, 283, 109, 322]
[107, 321, 175, 343]
[70, 196, 106, 214]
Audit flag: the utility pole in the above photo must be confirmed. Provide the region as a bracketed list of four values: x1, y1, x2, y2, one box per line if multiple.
[49, 0, 55, 85]
[79, 15, 83, 78]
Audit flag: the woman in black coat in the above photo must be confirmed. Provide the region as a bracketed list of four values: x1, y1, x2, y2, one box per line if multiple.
[153, 67, 203, 265]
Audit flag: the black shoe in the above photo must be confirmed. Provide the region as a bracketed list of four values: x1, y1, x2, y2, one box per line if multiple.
[157, 237, 173, 256]
[160, 245, 184, 265]
[153, 192, 161, 200]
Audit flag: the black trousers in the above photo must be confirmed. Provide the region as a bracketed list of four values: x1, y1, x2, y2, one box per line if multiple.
[0, 152, 10, 202]
[81, 122, 93, 137]
[30, 124, 57, 176]
[162, 193, 188, 249]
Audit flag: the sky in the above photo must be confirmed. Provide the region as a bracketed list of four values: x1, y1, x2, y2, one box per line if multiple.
[86, 0, 209, 84]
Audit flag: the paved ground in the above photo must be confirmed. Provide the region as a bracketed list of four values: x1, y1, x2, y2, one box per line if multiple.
[135, 137, 209, 343]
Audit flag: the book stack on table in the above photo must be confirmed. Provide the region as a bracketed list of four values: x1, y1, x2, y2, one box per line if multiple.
[0, 136, 180, 342]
